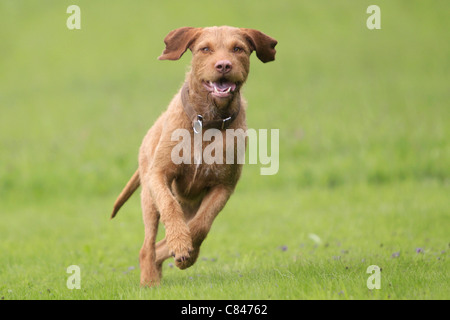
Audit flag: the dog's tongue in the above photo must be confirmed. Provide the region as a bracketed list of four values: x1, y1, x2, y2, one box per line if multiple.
[213, 81, 236, 92]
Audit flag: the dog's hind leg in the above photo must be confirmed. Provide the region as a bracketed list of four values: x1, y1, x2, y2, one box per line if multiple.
[154, 238, 171, 269]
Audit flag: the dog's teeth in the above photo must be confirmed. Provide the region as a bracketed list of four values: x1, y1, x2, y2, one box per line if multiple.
[225, 87, 231, 93]
[214, 86, 219, 93]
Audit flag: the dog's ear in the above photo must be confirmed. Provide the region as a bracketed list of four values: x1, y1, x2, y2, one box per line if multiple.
[158, 27, 201, 61]
[241, 29, 277, 63]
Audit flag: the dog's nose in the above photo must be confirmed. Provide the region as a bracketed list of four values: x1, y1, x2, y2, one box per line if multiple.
[215, 60, 232, 74]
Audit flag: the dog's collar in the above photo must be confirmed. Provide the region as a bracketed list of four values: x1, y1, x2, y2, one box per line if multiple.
[181, 83, 240, 133]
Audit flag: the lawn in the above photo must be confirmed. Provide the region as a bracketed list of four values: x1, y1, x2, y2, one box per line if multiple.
[0, 1, 448, 300]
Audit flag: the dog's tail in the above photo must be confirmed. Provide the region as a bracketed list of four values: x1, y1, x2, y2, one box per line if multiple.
[110, 169, 141, 219]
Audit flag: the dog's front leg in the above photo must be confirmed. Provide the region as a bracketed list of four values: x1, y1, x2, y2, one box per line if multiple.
[139, 186, 161, 287]
[148, 169, 193, 263]
[175, 184, 233, 269]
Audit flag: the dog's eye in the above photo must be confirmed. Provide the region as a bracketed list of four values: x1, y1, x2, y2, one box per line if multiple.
[233, 46, 243, 53]
[201, 47, 211, 53]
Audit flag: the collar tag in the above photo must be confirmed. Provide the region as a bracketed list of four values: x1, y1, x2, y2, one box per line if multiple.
[193, 115, 203, 134]
[221, 116, 232, 130]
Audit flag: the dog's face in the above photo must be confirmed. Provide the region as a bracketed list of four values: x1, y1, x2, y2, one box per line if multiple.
[191, 27, 253, 100]
[158, 26, 277, 105]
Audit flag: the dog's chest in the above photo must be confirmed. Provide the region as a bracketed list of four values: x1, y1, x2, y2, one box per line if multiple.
[195, 162, 224, 180]
[176, 160, 238, 198]
[179, 161, 229, 190]
[172, 130, 244, 196]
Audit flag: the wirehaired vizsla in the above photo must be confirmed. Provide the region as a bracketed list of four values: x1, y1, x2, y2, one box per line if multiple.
[111, 26, 277, 286]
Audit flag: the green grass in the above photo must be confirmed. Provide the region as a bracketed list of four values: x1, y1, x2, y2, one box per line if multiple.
[0, 0, 449, 300]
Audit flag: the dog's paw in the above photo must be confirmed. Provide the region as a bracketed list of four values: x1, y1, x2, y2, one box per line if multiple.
[175, 247, 200, 270]
[170, 245, 193, 263]
[167, 232, 193, 263]
[140, 276, 160, 288]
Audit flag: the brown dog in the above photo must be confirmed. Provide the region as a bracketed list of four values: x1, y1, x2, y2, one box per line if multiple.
[111, 26, 277, 287]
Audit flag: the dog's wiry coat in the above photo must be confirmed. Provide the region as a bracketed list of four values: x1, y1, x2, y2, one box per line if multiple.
[111, 26, 277, 287]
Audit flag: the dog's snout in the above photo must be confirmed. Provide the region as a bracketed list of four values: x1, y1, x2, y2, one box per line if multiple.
[215, 60, 232, 74]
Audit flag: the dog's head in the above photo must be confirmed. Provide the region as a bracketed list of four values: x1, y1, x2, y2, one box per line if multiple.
[158, 26, 277, 105]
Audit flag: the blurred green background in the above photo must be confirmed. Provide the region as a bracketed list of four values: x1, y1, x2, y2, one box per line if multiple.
[0, 1, 448, 299]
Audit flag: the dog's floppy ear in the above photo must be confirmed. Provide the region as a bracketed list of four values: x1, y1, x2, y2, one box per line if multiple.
[241, 28, 278, 63]
[158, 27, 201, 61]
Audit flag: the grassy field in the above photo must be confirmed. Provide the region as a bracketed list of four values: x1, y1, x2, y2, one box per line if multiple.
[0, 1, 448, 300]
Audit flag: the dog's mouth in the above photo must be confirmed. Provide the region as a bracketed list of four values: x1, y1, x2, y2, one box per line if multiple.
[202, 79, 238, 98]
